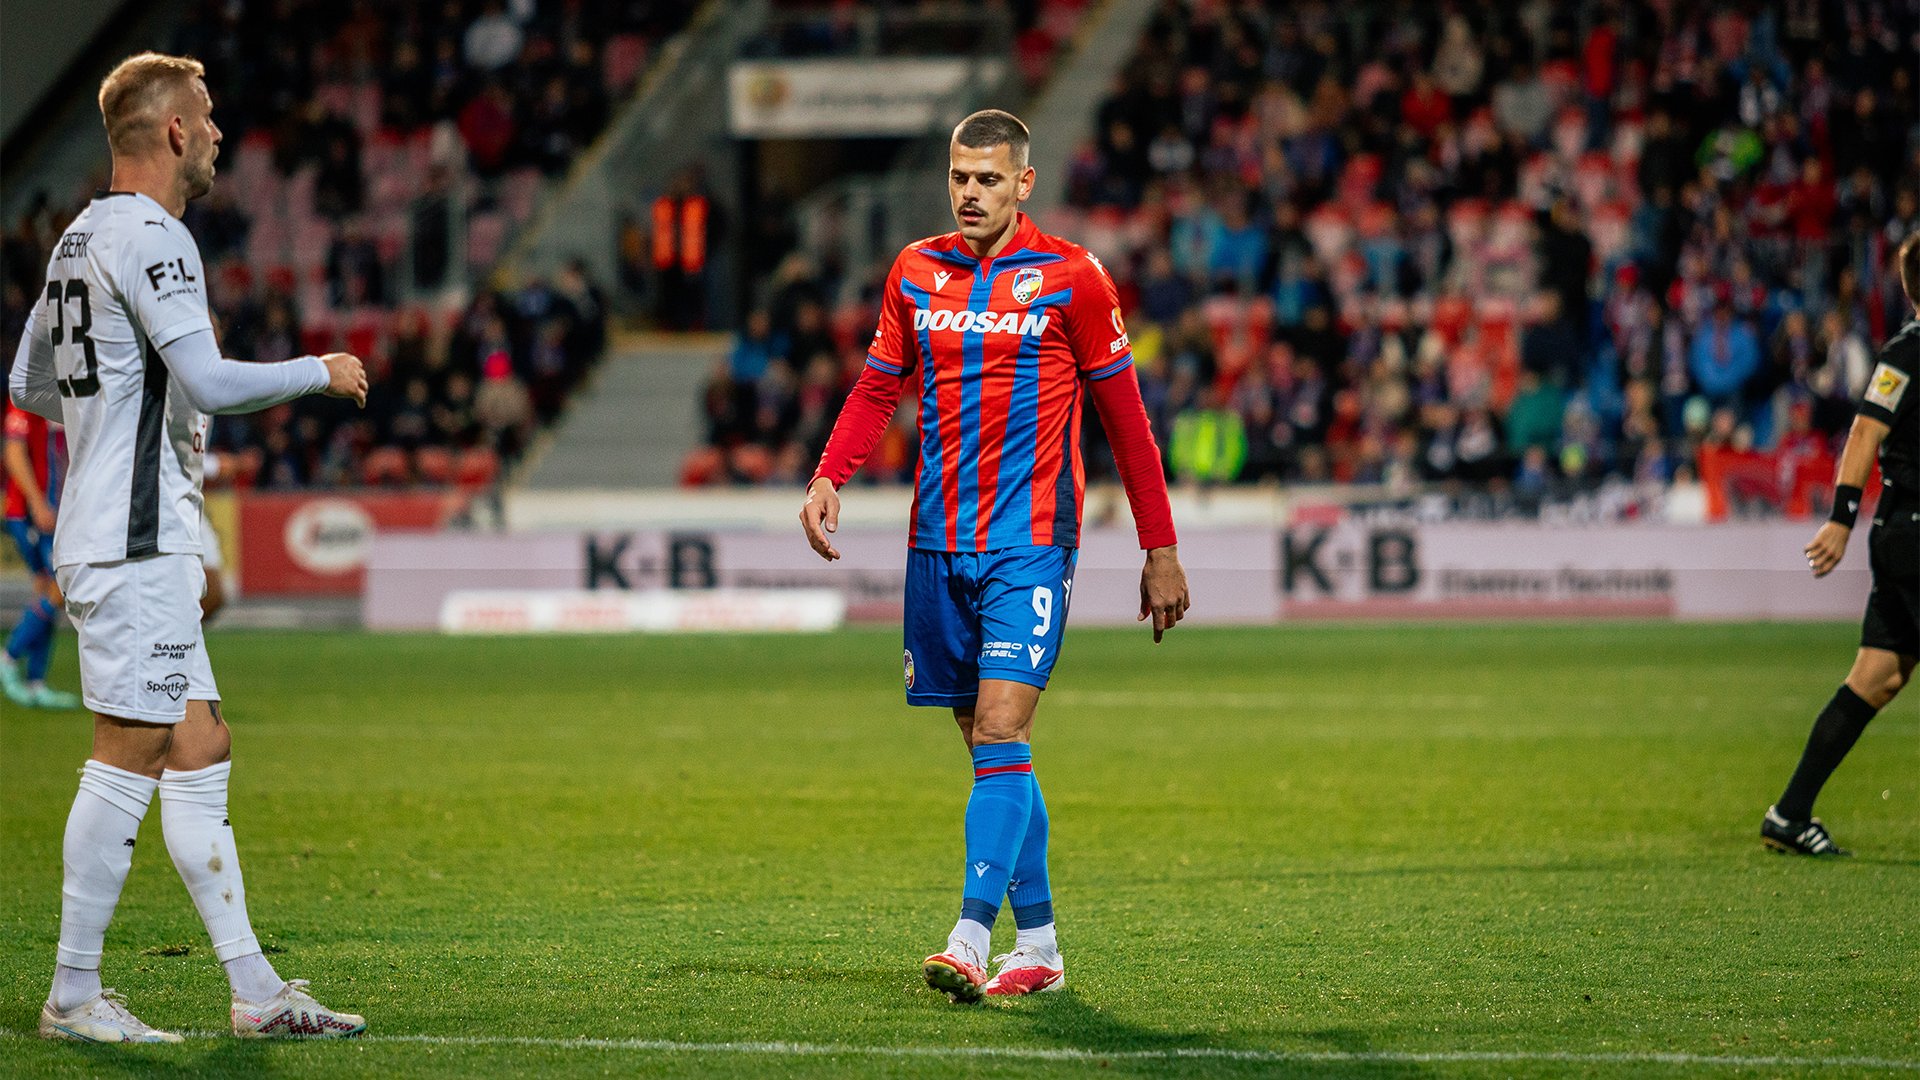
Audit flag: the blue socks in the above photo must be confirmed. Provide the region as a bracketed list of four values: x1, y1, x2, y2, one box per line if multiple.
[959, 743, 1033, 931]
[7, 598, 55, 680]
[1008, 772, 1053, 929]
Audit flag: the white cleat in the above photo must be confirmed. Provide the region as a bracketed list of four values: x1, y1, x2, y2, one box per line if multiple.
[983, 944, 1067, 997]
[39, 990, 185, 1043]
[232, 979, 366, 1038]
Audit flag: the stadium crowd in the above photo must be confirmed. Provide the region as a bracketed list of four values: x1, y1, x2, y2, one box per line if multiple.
[693, 0, 1919, 518]
[3, 0, 665, 488]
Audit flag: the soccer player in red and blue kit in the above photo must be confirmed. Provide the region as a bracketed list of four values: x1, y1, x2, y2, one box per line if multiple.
[4, 401, 80, 709]
[800, 110, 1190, 1002]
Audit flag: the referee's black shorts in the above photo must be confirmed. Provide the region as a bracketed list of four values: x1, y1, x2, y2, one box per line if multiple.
[1860, 511, 1920, 658]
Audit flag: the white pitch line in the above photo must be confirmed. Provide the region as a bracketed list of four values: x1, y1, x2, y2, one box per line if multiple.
[7, 1031, 1915, 1070]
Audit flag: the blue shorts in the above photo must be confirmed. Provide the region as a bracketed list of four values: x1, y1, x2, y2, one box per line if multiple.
[5, 518, 52, 577]
[903, 545, 1077, 707]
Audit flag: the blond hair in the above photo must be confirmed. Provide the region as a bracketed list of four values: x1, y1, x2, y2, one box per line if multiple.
[98, 52, 206, 154]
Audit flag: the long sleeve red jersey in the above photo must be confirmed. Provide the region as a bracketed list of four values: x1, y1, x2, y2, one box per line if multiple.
[812, 213, 1176, 552]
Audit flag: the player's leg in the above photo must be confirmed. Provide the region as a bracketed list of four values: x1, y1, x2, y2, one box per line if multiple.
[24, 568, 79, 709]
[990, 745, 1061, 996]
[1766, 521, 1918, 855]
[1766, 646, 1912, 855]
[155, 559, 363, 1037]
[974, 546, 1075, 997]
[925, 679, 1039, 1002]
[42, 559, 193, 1042]
[161, 699, 281, 1000]
[3, 521, 62, 706]
[906, 551, 1001, 1000]
[41, 710, 184, 1043]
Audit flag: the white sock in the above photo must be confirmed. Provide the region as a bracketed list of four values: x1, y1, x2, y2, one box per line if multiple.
[1015, 921, 1058, 957]
[948, 918, 992, 965]
[52, 761, 158, 1011]
[50, 965, 101, 1013]
[224, 952, 284, 1003]
[159, 762, 282, 1001]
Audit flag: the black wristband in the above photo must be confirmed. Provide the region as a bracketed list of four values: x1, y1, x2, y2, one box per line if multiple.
[1830, 485, 1863, 528]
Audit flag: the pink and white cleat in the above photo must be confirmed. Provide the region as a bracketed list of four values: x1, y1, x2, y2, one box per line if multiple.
[232, 979, 366, 1038]
[983, 945, 1066, 996]
[921, 941, 989, 1004]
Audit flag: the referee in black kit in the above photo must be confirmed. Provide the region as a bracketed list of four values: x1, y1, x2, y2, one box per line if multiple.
[1763, 234, 1920, 856]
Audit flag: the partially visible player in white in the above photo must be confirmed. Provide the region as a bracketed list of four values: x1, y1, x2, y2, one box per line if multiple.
[9, 52, 369, 1043]
[198, 448, 229, 621]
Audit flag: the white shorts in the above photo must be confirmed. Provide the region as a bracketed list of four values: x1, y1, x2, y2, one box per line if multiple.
[56, 553, 220, 724]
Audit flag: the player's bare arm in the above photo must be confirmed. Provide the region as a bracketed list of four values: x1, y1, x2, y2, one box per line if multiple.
[1805, 413, 1889, 577]
[801, 476, 842, 561]
[1140, 544, 1190, 643]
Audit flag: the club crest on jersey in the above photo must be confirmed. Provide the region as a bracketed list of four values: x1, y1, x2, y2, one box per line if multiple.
[1011, 268, 1044, 305]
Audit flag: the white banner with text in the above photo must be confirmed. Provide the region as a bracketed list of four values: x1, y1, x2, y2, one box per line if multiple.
[364, 521, 1868, 631]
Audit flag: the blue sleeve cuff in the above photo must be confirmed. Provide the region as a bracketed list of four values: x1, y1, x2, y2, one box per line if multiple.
[1086, 354, 1134, 381]
[866, 355, 905, 376]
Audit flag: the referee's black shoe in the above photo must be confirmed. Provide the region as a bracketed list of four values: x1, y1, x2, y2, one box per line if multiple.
[1762, 806, 1852, 857]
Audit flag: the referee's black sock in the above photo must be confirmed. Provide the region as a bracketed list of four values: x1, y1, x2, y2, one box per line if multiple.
[1776, 685, 1879, 821]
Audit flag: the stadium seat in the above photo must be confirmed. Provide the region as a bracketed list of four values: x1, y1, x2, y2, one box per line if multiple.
[414, 446, 455, 485]
[455, 447, 500, 489]
[602, 34, 648, 94]
[360, 446, 411, 487]
[679, 446, 725, 487]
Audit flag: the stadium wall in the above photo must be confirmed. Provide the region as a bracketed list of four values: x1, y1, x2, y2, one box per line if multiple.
[361, 515, 1869, 631]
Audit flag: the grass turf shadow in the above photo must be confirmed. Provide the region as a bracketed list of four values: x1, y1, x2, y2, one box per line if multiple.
[997, 991, 1436, 1079]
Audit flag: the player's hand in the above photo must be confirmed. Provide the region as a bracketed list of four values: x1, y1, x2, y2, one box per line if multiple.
[320, 352, 367, 407]
[30, 502, 55, 533]
[1139, 544, 1190, 643]
[800, 477, 842, 561]
[1804, 521, 1850, 578]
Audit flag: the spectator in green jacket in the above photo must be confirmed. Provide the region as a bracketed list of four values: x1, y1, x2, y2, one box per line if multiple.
[1171, 389, 1248, 485]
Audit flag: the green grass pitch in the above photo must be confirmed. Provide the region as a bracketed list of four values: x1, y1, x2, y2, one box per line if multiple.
[0, 622, 1915, 1078]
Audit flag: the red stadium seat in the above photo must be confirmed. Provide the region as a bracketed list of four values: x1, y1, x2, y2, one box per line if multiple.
[729, 444, 774, 484]
[360, 446, 411, 487]
[602, 34, 648, 94]
[414, 446, 455, 485]
[680, 446, 725, 487]
[455, 447, 500, 489]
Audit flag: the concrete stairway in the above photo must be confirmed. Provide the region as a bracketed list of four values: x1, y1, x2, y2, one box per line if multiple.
[519, 332, 726, 489]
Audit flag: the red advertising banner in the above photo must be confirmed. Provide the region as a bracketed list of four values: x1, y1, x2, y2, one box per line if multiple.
[237, 491, 469, 595]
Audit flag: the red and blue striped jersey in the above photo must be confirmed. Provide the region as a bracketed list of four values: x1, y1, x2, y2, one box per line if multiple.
[866, 214, 1137, 551]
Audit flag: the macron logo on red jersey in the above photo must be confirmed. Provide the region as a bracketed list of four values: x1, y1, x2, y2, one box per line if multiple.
[912, 309, 1052, 336]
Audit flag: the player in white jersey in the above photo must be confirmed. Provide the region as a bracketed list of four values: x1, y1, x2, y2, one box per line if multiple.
[9, 53, 369, 1043]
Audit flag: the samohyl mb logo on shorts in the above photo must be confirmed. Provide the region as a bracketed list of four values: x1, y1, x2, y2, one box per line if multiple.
[1011, 268, 1043, 305]
[147, 673, 189, 701]
[903, 649, 916, 690]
